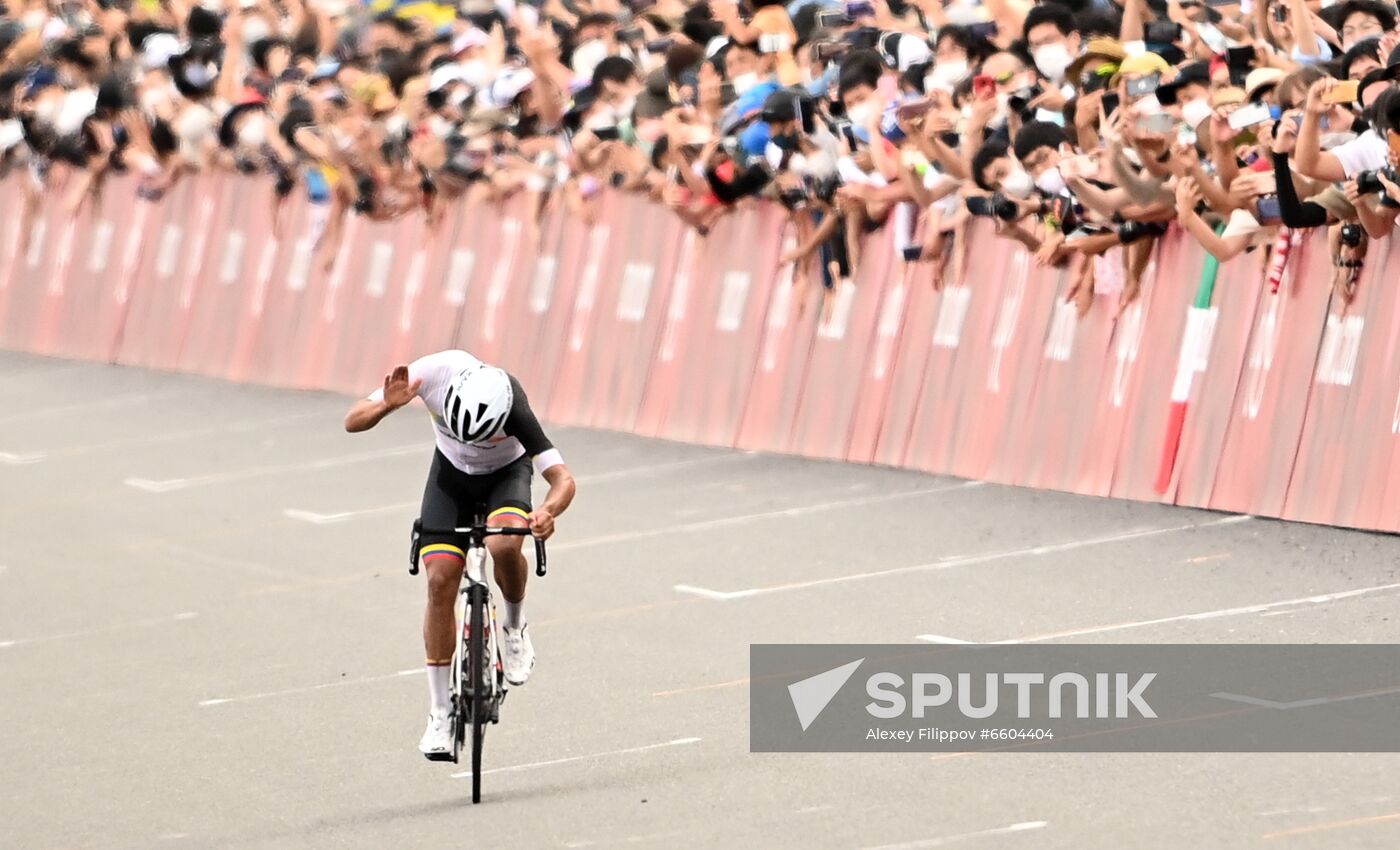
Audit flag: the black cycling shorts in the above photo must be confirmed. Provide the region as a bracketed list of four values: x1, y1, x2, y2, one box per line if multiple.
[418, 450, 532, 562]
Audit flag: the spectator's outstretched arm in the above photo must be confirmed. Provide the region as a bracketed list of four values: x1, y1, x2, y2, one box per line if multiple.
[1177, 179, 1251, 261]
[1295, 79, 1346, 181]
[1289, 0, 1320, 59]
[1109, 140, 1167, 205]
[1120, 0, 1146, 42]
[1066, 175, 1132, 220]
[218, 13, 246, 106]
[1274, 151, 1331, 227]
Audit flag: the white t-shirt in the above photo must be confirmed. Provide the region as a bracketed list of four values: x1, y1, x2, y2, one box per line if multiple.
[1332, 130, 1388, 178]
[368, 349, 563, 476]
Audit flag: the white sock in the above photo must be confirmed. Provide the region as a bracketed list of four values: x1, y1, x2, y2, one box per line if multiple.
[502, 599, 525, 631]
[427, 664, 451, 714]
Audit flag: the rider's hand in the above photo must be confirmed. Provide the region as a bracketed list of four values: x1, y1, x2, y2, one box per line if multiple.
[382, 365, 421, 409]
[529, 509, 555, 539]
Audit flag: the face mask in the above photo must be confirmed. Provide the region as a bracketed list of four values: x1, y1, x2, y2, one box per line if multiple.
[1135, 94, 1163, 115]
[927, 58, 969, 90]
[428, 114, 455, 139]
[847, 100, 876, 127]
[615, 94, 637, 117]
[448, 87, 471, 107]
[243, 17, 270, 44]
[1033, 43, 1073, 82]
[1181, 97, 1213, 128]
[1001, 166, 1034, 198]
[0, 119, 22, 151]
[1035, 166, 1067, 195]
[238, 115, 266, 147]
[384, 113, 408, 135]
[989, 93, 1010, 128]
[772, 131, 799, 151]
[732, 72, 763, 97]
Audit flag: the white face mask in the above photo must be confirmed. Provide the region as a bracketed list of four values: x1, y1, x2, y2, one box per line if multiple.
[428, 114, 455, 139]
[731, 72, 761, 97]
[1135, 94, 1163, 115]
[242, 16, 270, 44]
[238, 115, 266, 147]
[989, 92, 1010, 128]
[1035, 166, 1067, 195]
[384, 113, 408, 135]
[1001, 166, 1035, 198]
[847, 99, 876, 127]
[927, 58, 969, 90]
[1181, 97, 1213, 129]
[615, 94, 637, 118]
[448, 87, 471, 107]
[1033, 43, 1073, 83]
[0, 118, 23, 151]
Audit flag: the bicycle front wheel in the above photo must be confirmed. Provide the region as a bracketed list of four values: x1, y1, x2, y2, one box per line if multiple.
[467, 583, 488, 804]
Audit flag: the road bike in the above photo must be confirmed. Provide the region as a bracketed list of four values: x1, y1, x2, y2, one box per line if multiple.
[410, 517, 547, 803]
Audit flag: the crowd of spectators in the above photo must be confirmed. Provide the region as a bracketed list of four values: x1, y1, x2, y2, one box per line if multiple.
[4, 0, 1400, 315]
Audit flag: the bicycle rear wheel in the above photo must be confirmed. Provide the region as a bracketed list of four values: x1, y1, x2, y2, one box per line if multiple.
[467, 583, 488, 804]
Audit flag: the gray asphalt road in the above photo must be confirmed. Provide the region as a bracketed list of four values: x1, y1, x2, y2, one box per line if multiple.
[3, 351, 1400, 850]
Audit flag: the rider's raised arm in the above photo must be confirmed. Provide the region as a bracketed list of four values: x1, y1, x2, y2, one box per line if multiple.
[345, 364, 423, 432]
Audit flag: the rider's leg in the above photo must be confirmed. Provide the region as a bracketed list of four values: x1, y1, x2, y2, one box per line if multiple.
[486, 508, 529, 626]
[422, 546, 465, 713]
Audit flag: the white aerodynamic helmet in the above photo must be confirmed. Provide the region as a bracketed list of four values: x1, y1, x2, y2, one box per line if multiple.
[442, 365, 513, 442]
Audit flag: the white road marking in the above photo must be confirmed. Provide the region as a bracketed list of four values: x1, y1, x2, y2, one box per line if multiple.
[0, 392, 169, 424]
[562, 481, 982, 554]
[199, 668, 424, 706]
[280, 455, 773, 524]
[858, 820, 1048, 849]
[675, 516, 1252, 600]
[995, 581, 1400, 643]
[916, 635, 975, 644]
[1258, 806, 1329, 817]
[125, 444, 425, 492]
[0, 612, 197, 649]
[1209, 684, 1400, 710]
[450, 737, 701, 779]
[0, 451, 46, 464]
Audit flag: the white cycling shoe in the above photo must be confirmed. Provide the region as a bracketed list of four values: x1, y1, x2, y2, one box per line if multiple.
[419, 709, 453, 760]
[502, 625, 535, 686]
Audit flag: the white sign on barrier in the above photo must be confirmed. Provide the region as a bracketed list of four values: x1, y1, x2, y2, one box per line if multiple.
[714, 271, 750, 331]
[658, 231, 697, 362]
[932, 286, 970, 349]
[872, 282, 907, 379]
[1043, 301, 1077, 363]
[26, 219, 46, 269]
[286, 239, 313, 292]
[618, 262, 657, 323]
[219, 231, 245, 284]
[530, 256, 557, 313]
[817, 281, 856, 340]
[365, 241, 394, 297]
[1110, 299, 1146, 409]
[156, 224, 183, 279]
[445, 248, 475, 305]
[400, 248, 428, 332]
[1314, 314, 1364, 387]
[88, 221, 114, 273]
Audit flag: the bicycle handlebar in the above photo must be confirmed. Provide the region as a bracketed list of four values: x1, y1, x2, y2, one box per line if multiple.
[409, 521, 547, 577]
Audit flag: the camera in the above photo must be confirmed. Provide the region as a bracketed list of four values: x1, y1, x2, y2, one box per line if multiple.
[1340, 223, 1364, 248]
[1355, 167, 1400, 207]
[965, 192, 1020, 221]
[1007, 85, 1043, 115]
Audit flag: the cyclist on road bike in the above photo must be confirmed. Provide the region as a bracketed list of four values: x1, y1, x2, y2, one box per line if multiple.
[344, 349, 576, 759]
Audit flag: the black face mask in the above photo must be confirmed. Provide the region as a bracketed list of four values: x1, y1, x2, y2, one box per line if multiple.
[771, 131, 799, 151]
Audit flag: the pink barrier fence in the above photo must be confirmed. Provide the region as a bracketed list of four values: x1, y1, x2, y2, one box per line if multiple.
[3, 173, 1397, 533]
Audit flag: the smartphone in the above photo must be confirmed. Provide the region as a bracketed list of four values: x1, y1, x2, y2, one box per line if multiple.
[813, 41, 850, 61]
[1228, 102, 1271, 130]
[845, 0, 875, 18]
[591, 126, 621, 141]
[1324, 79, 1360, 104]
[1388, 130, 1400, 159]
[645, 38, 674, 53]
[1226, 46, 1256, 68]
[965, 196, 996, 217]
[1136, 112, 1175, 134]
[815, 9, 845, 28]
[964, 21, 996, 42]
[973, 75, 996, 99]
[1256, 195, 1282, 223]
[1272, 4, 1287, 21]
[1144, 21, 1182, 44]
[1100, 91, 1121, 116]
[1195, 22, 1229, 54]
[895, 97, 933, 121]
[1125, 72, 1161, 98]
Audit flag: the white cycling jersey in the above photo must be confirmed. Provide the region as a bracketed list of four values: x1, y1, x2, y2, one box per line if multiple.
[368, 349, 564, 476]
